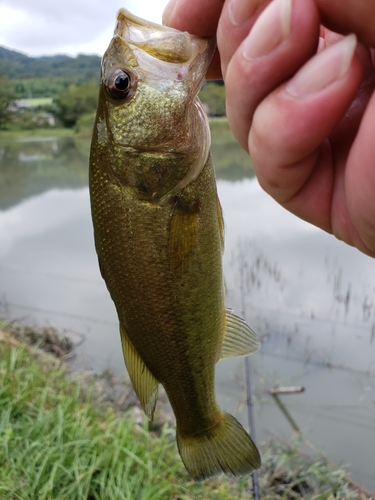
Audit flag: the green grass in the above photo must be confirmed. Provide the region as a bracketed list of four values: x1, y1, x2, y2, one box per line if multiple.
[0, 330, 371, 500]
[0, 341, 181, 499]
[16, 98, 54, 108]
[0, 335, 253, 500]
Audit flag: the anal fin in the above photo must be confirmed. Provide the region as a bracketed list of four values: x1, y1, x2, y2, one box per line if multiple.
[120, 324, 159, 421]
[219, 309, 260, 360]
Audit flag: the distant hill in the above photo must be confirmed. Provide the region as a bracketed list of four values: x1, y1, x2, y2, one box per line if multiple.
[0, 46, 101, 98]
[0, 46, 101, 80]
[0, 46, 226, 117]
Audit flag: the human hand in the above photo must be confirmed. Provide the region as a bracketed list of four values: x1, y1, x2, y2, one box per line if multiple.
[163, 0, 375, 257]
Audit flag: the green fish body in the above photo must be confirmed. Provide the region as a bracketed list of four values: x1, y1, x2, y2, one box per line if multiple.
[89, 9, 261, 480]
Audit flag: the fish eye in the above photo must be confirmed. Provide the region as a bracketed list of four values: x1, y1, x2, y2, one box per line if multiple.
[106, 69, 136, 100]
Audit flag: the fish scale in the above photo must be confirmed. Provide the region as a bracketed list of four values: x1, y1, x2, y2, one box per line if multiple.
[90, 8, 261, 481]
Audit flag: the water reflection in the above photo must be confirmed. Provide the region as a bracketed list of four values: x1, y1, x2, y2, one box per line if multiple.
[217, 178, 375, 491]
[0, 133, 374, 492]
[0, 135, 89, 210]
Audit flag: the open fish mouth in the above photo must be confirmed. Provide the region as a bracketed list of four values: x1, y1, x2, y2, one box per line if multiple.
[104, 8, 216, 91]
[115, 8, 208, 64]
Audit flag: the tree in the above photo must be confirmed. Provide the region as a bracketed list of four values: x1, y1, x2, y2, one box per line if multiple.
[0, 75, 17, 129]
[54, 82, 99, 127]
[199, 82, 226, 117]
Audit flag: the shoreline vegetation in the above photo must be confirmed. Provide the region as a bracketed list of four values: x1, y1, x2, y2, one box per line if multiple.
[0, 319, 373, 500]
[0, 117, 256, 173]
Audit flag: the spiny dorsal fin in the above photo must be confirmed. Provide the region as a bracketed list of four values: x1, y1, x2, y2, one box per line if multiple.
[120, 324, 159, 421]
[168, 199, 199, 274]
[219, 309, 260, 360]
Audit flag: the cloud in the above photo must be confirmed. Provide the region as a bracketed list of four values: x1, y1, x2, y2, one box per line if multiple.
[0, 0, 169, 56]
[0, 188, 90, 257]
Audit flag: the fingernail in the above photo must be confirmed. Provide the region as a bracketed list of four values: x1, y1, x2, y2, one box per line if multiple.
[229, 0, 266, 27]
[162, 0, 178, 25]
[242, 0, 292, 60]
[286, 34, 357, 98]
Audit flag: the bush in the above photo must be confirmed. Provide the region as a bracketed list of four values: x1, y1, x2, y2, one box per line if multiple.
[0, 75, 17, 129]
[54, 82, 99, 128]
[199, 82, 226, 117]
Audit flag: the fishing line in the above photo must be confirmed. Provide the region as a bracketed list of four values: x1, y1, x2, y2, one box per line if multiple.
[239, 252, 260, 500]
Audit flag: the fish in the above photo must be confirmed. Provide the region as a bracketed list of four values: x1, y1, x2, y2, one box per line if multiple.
[89, 8, 261, 481]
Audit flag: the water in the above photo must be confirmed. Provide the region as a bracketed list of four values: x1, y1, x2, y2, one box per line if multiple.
[1, 133, 374, 492]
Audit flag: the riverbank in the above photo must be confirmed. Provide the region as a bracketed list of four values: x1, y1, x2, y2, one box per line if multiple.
[0, 127, 74, 141]
[0, 320, 372, 500]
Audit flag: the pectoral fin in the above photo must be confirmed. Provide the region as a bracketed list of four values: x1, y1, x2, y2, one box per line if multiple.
[219, 309, 260, 360]
[120, 324, 159, 421]
[168, 199, 199, 273]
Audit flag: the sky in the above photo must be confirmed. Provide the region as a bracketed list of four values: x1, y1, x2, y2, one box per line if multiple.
[0, 0, 170, 57]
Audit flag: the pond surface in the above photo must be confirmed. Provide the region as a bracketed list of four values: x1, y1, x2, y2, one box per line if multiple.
[1, 131, 374, 493]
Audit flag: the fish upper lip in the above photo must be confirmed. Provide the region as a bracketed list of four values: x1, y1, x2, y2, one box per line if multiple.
[116, 8, 183, 36]
[116, 7, 192, 48]
[114, 8, 215, 66]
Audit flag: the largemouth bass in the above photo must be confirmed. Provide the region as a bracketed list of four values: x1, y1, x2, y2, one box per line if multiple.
[89, 8, 261, 481]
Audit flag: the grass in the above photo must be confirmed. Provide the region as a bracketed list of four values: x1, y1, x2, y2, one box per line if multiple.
[0, 337, 184, 500]
[259, 441, 371, 499]
[0, 325, 372, 500]
[16, 98, 54, 108]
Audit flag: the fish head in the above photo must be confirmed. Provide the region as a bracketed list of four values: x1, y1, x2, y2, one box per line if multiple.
[94, 9, 216, 200]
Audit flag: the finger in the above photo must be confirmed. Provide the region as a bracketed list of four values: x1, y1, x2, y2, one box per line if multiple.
[249, 36, 363, 236]
[346, 90, 375, 254]
[217, 0, 272, 79]
[224, 0, 320, 150]
[163, 0, 224, 79]
[163, 0, 223, 35]
[315, 0, 375, 47]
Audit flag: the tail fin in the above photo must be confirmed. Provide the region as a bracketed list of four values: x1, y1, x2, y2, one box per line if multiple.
[177, 412, 261, 481]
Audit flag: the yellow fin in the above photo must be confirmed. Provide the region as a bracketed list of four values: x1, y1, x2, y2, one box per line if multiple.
[219, 310, 260, 360]
[120, 324, 159, 421]
[177, 412, 261, 481]
[168, 200, 199, 273]
[216, 195, 225, 253]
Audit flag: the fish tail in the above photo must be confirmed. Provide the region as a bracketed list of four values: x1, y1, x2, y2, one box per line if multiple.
[176, 412, 261, 481]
